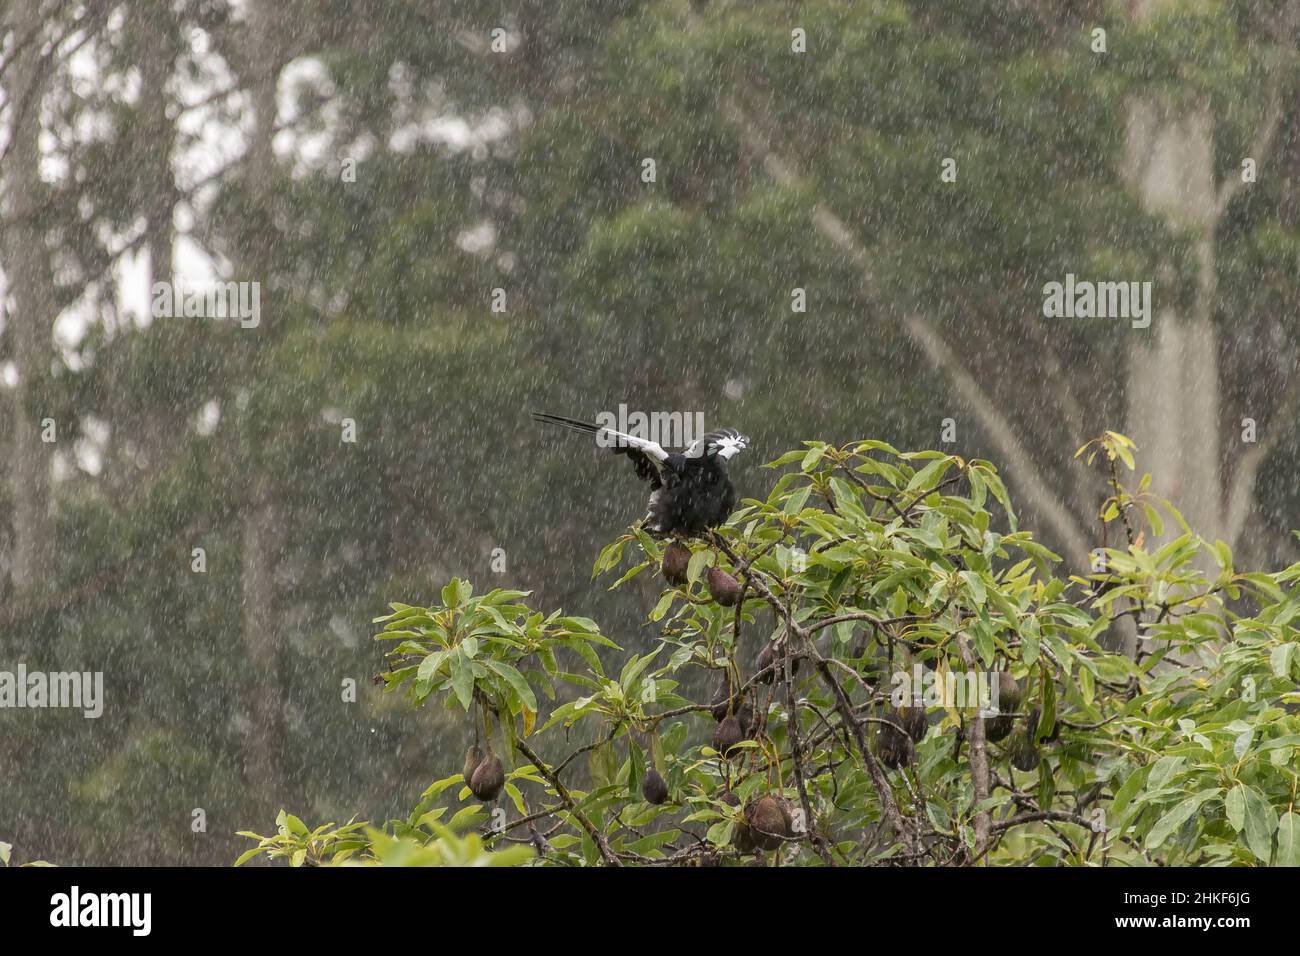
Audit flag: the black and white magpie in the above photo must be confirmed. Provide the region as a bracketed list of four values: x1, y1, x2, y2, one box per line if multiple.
[532, 412, 749, 536]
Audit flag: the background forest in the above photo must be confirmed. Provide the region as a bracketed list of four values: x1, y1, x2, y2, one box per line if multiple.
[1, 0, 1298, 865]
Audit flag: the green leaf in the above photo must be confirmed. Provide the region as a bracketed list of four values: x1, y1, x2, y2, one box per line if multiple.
[233, 846, 264, 867]
[442, 578, 471, 608]
[829, 477, 869, 523]
[1242, 786, 1278, 863]
[588, 742, 618, 790]
[1146, 789, 1220, 850]
[619, 647, 662, 695]
[1146, 756, 1183, 791]
[905, 457, 952, 493]
[447, 805, 486, 829]
[1270, 643, 1295, 679]
[565, 638, 606, 678]
[1274, 813, 1300, 867]
[449, 648, 475, 710]
[649, 591, 675, 622]
[1233, 729, 1253, 760]
[706, 820, 734, 848]
[1019, 617, 1040, 665]
[1034, 678, 1056, 743]
[627, 738, 645, 796]
[482, 659, 538, 712]
[783, 484, 812, 515]
[801, 445, 827, 471]
[417, 649, 448, 683]
[650, 733, 666, 774]
[608, 561, 650, 589]
[1225, 784, 1246, 832]
[686, 548, 713, 584]
[503, 782, 527, 816]
[1109, 763, 1149, 825]
[592, 537, 627, 579]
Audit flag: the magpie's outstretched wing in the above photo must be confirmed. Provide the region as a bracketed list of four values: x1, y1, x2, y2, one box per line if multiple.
[532, 412, 668, 488]
[684, 428, 749, 461]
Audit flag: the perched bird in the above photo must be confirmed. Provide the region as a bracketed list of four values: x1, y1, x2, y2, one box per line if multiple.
[532, 412, 749, 536]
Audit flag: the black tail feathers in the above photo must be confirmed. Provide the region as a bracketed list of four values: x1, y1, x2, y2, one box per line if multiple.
[531, 412, 600, 435]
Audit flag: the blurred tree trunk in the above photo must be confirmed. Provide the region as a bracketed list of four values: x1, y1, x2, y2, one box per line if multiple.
[3, 0, 56, 598]
[243, 472, 283, 798]
[112, 2, 185, 498]
[1121, 95, 1224, 545]
[136, 3, 178, 289]
[236, 0, 290, 804]
[1121, 0, 1295, 560]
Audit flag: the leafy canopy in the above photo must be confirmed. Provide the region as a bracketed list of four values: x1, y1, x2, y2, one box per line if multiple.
[240, 434, 1300, 866]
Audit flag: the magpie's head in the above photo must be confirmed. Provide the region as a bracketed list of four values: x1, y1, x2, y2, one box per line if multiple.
[686, 429, 749, 461]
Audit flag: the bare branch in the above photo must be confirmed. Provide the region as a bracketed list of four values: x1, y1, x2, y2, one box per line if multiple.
[1215, 0, 1300, 217]
[1224, 357, 1300, 549]
[956, 636, 991, 860]
[515, 739, 621, 867]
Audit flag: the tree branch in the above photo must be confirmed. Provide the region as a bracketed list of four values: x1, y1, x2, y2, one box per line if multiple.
[515, 739, 621, 867]
[956, 636, 991, 860]
[1224, 357, 1300, 549]
[1215, 0, 1300, 217]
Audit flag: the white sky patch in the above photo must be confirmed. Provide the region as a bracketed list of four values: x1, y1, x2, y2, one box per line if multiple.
[278, 58, 342, 176]
[458, 221, 496, 255]
[116, 246, 153, 327]
[387, 59, 517, 155]
[329, 614, 358, 648]
[196, 400, 221, 436]
[75, 416, 110, 476]
[1, 5, 510, 423]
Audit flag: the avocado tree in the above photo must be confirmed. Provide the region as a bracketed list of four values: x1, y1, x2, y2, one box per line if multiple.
[239, 433, 1300, 866]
